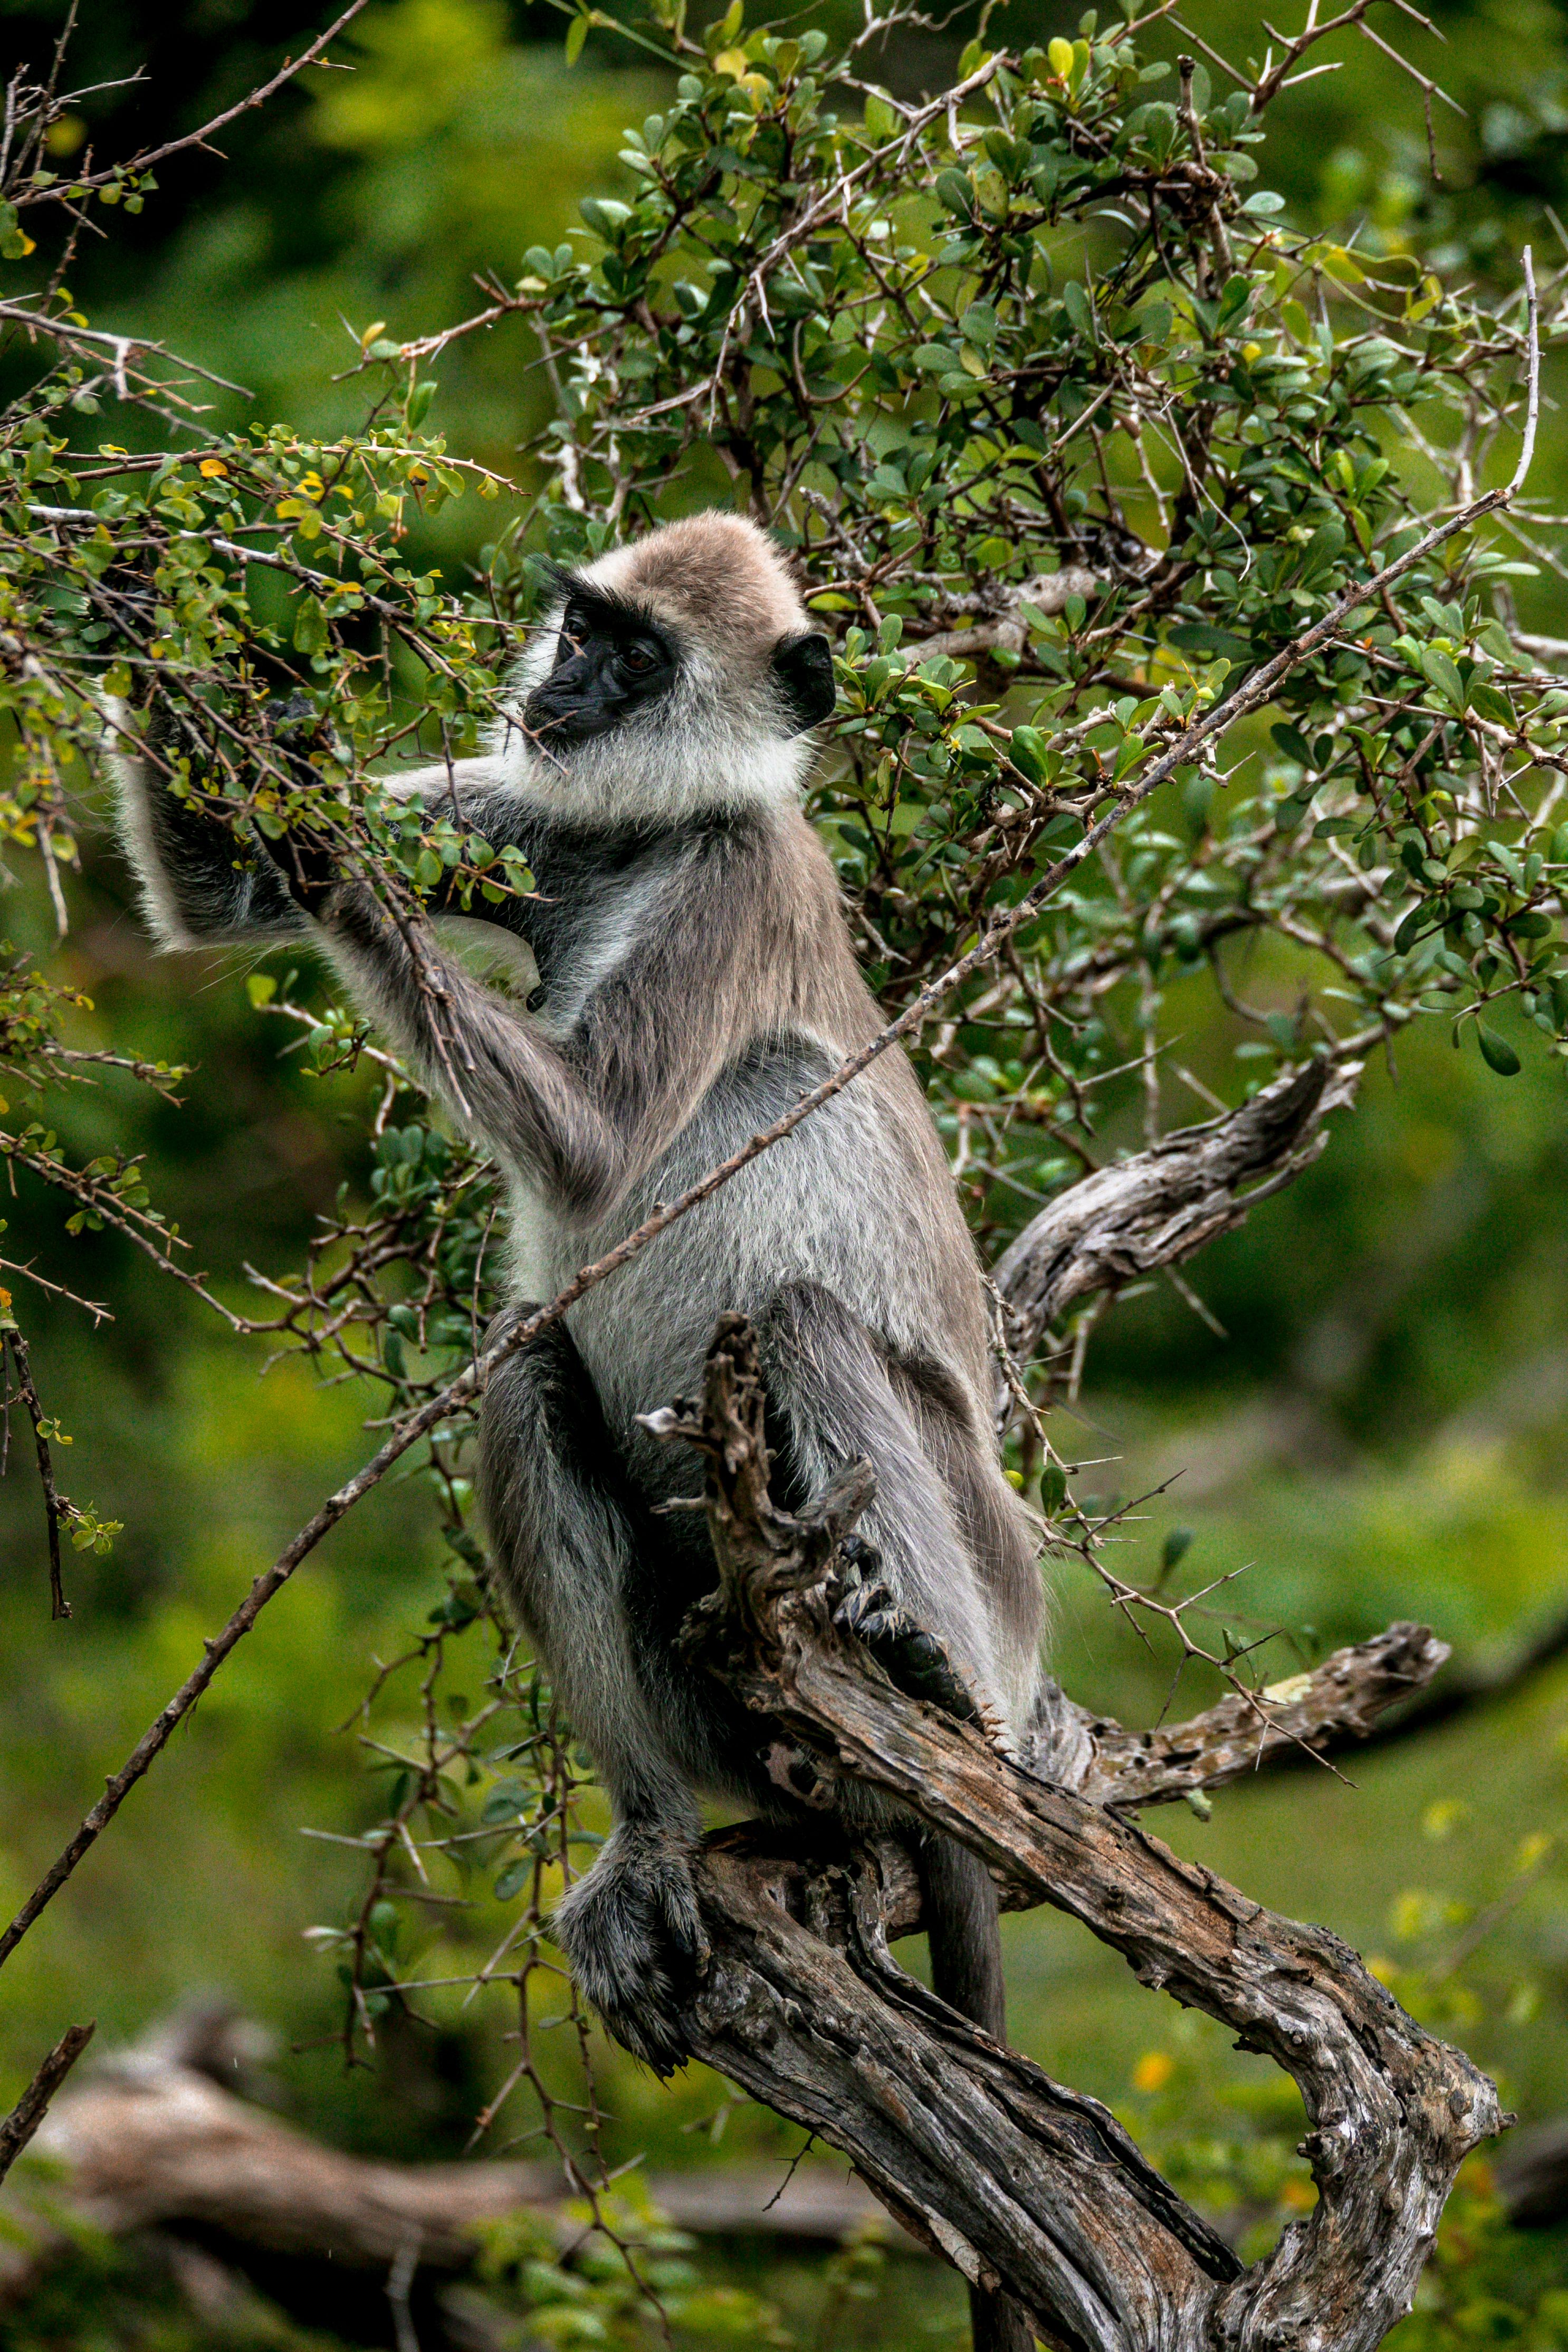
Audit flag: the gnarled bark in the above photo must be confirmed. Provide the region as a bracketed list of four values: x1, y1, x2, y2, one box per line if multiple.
[654, 1317, 1503, 2352]
[991, 1057, 1361, 1433]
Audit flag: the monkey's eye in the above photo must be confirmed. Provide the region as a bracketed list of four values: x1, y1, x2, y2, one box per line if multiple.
[619, 642, 658, 676]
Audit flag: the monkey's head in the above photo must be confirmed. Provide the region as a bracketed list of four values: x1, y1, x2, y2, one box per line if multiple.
[509, 513, 835, 818]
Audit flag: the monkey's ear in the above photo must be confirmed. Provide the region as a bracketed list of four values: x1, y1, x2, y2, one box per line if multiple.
[771, 632, 836, 734]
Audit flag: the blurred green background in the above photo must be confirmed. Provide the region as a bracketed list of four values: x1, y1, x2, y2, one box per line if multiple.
[1, 0, 1567, 2342]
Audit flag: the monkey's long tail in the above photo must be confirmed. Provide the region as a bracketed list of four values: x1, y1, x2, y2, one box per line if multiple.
[924, 1835, 1038, 2352]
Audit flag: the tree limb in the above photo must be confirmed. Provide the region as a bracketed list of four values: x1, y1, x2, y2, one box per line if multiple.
[991, 1058, 1362, 1432]
[653, 1318, 1502, 2352]
[0, 2025, 923, 2337]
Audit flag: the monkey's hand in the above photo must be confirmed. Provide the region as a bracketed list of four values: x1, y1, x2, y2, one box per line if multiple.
[254, 693, 342, 915]
[833, 1573, 988, 1733]
[551, 1818, 707, 2078]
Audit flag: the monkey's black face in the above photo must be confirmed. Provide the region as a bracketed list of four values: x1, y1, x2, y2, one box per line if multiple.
[525, 585, 678, 748]
[524, 574, 837, 750]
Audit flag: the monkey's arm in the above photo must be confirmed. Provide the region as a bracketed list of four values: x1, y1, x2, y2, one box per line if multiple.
[313, 828, 757, 1220]
[111, 713, 517, 952]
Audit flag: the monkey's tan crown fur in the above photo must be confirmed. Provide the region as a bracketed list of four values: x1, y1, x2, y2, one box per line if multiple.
[589, 513, 811, 678]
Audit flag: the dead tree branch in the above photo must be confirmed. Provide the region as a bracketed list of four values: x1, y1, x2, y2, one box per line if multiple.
[1068, 1620, 1452, 1810]
[0, 2021, 915, 2338]
[990, 1058, 1362, 1433]
[647, 1318, 1503, 2352]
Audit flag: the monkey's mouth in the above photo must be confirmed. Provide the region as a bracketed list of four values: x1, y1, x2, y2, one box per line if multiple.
[522, 690, 627, 747]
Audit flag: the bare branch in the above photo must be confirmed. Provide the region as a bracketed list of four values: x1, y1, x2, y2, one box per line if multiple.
[0, 2022, 93, 2189]
[990, 1058, 1362, 1431]
[1073, 1621, 1452, 1808]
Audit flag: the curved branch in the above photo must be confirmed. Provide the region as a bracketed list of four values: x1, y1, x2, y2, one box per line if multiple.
[659, 1319, 1502, 2352]
[991, 1058, 1362, 1432]
[1069, 1620, 1452, 1810]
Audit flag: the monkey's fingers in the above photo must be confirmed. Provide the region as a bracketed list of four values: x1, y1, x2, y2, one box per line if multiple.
[832, 1589, 987, 1731]
[831, 1577, 896, 1638]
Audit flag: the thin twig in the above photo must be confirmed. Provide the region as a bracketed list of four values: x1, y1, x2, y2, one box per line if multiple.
[0, 2021, 93, 2186]
[2, 1325, 71, 1620]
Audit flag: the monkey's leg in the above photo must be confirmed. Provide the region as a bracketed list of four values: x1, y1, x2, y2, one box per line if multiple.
[757, 1282, 1007, 1717]
[758, 1282, 1037, 2352]
[478, 1311, 705, 2078]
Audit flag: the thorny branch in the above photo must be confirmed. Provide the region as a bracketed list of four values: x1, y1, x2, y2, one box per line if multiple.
[3, 0, 374, 213]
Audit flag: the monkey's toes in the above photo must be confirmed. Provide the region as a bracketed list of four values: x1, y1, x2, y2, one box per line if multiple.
[551, 1826, 703, 2077]
[598, 1991, 691, 2081]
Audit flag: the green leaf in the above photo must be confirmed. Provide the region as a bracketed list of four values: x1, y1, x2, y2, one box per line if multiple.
[1008, 725, 1055, 786]
[292, 595, 328, 656]
[1420, 646, 1466, 709]
[1477, 1025, 1521, 1076]
[246, 973, 277, 1009]
[579, 197, 631, 240]
[564, 11, 589, 64]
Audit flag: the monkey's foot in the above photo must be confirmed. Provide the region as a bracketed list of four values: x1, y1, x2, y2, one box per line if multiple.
[551, 1822, 708, 2079]
[831, 1575, 989, 1734]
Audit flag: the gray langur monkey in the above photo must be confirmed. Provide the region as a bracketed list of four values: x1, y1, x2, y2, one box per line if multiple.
[111, 515, 1048, 2312]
